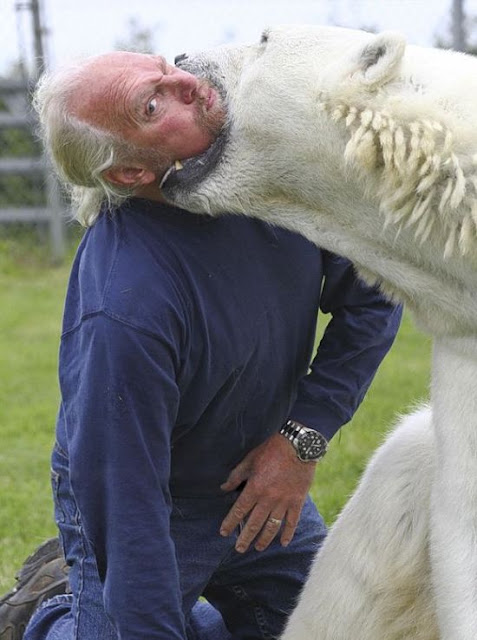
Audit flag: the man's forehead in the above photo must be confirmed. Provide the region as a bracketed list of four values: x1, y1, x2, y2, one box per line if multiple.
[86, 51, 163, 72]
[70, 52, 165, 126]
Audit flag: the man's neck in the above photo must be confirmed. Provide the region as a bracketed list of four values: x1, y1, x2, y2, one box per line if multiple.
[134, 182, 169, 204]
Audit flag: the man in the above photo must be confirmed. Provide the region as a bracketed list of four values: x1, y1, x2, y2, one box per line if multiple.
[0, 52, 401, 640]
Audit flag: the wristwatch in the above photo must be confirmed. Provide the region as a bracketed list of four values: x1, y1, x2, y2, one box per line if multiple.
[279, 419, 328, 463]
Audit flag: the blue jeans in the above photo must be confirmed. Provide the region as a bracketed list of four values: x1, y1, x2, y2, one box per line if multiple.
[25, 444, 326, 640]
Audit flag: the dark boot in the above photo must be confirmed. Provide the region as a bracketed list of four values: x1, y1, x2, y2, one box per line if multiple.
[0, 539, 70, 640]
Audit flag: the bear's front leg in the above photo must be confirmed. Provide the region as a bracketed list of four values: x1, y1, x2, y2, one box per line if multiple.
[430, 336, 477, 639]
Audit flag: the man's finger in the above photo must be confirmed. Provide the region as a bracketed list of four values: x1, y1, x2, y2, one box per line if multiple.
[234, 505, 273, 553]
[254, 513, 286, 552]
[280, 509, 300, 547]
[220, 454, 253, 492]
[220, 466, 247, 492]
[220, 495, 256, 537]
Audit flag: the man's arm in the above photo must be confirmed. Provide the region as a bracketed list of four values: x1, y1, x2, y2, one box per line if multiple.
[61, 313, 186, 640]
[220, 252, 402, 553]
[289, 251, 402, 440]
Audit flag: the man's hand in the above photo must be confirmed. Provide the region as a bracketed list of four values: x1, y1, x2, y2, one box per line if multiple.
[220, 433, 316, 553]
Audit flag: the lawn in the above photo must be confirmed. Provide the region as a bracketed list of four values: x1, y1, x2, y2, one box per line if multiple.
[0, 229, 432, 592]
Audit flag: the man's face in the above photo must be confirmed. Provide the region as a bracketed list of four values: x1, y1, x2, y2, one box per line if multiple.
[72, 51, 226, 167]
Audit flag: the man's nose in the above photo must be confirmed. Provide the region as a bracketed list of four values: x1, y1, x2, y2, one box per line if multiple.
[163, 69, 199, 104]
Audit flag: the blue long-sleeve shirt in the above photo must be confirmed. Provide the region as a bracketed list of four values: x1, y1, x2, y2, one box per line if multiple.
[56, 199, 401, 639]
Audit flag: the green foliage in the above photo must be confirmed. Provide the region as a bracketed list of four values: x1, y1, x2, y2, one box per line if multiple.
[0, 128, 41, 158]
[0, 175, 46, 207]
[0, 239, 431, 592]
[0, 82, 45, 207]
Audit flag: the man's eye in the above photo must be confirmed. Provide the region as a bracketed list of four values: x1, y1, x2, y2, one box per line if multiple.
[147, 97, 158, 115]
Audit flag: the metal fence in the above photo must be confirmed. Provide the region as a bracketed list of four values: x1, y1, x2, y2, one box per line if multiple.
[0, 77, 66, 261]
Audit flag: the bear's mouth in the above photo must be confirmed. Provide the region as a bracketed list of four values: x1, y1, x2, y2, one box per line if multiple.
[160, 120, 230, 197]
[161, 58, 230, 199]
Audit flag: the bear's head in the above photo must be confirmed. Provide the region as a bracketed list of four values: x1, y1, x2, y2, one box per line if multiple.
[162, 25, 408, 217]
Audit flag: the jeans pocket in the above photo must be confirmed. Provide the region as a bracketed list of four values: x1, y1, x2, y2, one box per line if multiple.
[51, 468, 67, 525]
[51, 444, 83, 566]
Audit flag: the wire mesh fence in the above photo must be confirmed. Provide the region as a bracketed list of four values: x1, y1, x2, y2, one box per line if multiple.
[0, 76, 67, 262]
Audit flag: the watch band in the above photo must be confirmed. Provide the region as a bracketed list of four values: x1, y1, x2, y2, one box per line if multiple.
[279, 419, 328, 462]
[279, 419, 304, 442]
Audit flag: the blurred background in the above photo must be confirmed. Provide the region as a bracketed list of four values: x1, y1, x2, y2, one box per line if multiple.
[0, 0, 465, 589]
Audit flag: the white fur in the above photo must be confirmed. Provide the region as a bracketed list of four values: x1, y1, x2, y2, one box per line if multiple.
[283, 407, 438, 640]
[166, 26, 477, 639]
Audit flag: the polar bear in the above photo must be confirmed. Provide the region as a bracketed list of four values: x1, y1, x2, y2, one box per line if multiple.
[280, 406, 438, 640]
[160, 26, 477, 639]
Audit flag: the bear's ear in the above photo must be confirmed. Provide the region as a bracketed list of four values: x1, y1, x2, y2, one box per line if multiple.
[354, 32, 406, 88]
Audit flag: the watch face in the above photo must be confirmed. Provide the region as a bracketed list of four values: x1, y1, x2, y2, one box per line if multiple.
[297, 431, 327, 461]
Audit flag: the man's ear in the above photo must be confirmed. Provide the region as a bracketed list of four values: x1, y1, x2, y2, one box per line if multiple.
[354, 32, 406, 88]
[103, 166, 157, 187]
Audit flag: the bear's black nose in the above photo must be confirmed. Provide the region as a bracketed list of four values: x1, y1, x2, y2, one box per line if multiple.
[174, 53, 188, 66]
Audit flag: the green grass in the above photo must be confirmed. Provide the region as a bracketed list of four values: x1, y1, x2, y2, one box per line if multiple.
[312, 312, 432, 522]
[0, 232, 432, 592]
[0, 230, 78, 592]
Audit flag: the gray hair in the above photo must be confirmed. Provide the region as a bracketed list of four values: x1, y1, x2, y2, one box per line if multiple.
[33, 59, 166, 227]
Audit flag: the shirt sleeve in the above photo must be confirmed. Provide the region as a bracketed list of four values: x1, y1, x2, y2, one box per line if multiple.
[289, 251, 403, 441]
[59, 312, 186, 640]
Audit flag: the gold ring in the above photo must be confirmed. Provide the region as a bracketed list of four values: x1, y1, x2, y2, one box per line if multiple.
[267, 517, 282, 526]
